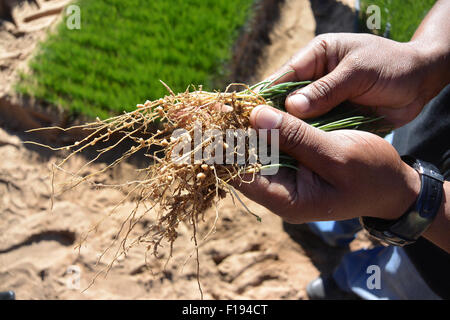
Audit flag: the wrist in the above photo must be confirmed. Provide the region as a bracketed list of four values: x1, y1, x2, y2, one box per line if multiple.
[407, 39, 450, 100]
[423, 181, 450, 253]
[361, 157, 444, 247]
[380, 160, 421, 221]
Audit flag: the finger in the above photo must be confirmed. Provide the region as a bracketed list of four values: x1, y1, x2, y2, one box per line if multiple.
[213, 102, 233, 112]
[266, 34, 339, 85]
[235, 168, 305, 223]
[235, 168, 298, 214]
[284, 63, 356, 118]
[235, 165, 336, 223]
[250, 105, 338, 182]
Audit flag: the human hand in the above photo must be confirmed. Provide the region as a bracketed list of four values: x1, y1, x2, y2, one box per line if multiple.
[269, 33, 449, 128]
[236, 105, 421, 223]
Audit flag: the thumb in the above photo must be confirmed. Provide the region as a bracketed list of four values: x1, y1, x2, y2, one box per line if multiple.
[250, 105, 337, 180]
[285, 63, 355, 119]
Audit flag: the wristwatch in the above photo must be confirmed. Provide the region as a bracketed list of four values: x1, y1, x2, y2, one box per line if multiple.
[360, 155, 444, 246]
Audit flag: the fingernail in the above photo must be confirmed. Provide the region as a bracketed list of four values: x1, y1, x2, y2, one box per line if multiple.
[286, 93, 310, 114]
[252, 106, 283, 129]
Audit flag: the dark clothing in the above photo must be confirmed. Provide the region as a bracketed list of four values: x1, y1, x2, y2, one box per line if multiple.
[392, 84, 450, 299]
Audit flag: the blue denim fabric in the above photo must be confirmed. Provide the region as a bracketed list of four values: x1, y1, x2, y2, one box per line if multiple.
[332, 246, 441, 300]
[307, 219, 441, 299]
[307, 219, 362, 247]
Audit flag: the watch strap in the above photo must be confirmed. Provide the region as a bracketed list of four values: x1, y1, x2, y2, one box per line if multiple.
[361, 156, 444, 246]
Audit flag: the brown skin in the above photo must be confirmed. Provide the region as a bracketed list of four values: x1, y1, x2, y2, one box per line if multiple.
[237, 0, 450, 252]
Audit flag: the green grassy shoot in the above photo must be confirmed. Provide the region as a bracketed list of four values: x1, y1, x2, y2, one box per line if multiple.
[17, 0, 254, 119]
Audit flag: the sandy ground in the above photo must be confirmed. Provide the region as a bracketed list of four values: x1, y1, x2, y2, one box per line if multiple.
[255, 0, 358, 80]
[0, 0, 375, 300]
[0, 0, 71, 96]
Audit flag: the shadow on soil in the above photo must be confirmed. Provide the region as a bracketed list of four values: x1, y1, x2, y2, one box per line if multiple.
[282, 0, 357, 278]
[309, 0, 357, 35]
